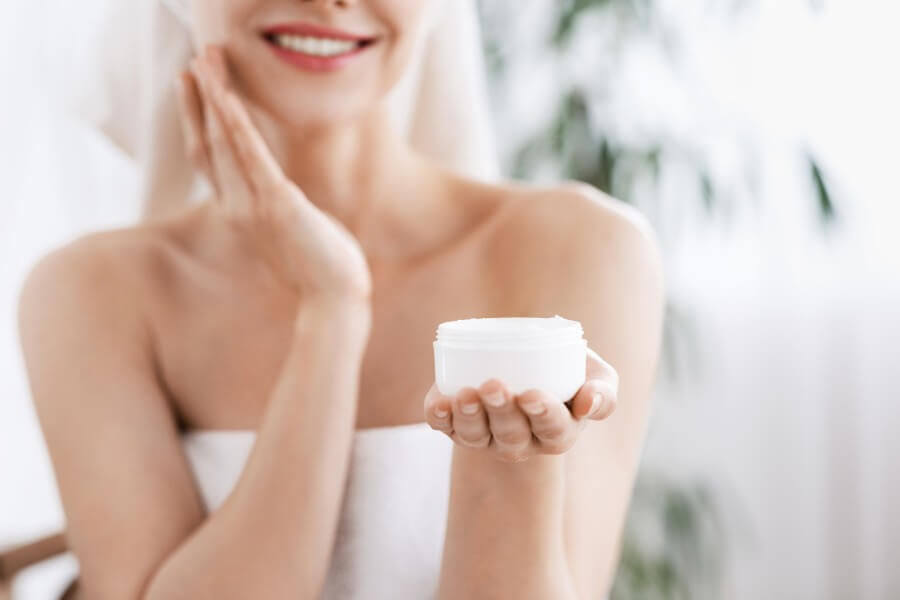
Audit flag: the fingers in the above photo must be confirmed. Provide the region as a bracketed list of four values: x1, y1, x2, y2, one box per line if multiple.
[206, 44, 231, 87]
[569, 379, 617, 420]
[569, 347, 619, 420]
[192, 45, 296, 226]
[425, 360, 615, 460]
[218, 87, 290, 199]
[479, 380, 533, 462]
[518, 389, 579, 454]
[192, 57, 253, 217]
[451, 388, 491, 449]
[175, 70, 215, 190]
[200, 45, 285, 197]
[586, 346, 619, 387]
[424, 384, 454, 436]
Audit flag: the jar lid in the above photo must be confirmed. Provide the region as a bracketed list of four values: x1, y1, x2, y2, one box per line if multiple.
[435, 315, 584, 346]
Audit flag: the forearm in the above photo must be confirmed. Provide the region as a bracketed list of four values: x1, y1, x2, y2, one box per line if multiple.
[437, 446, 578, 600]
[146, 299, 371, 600]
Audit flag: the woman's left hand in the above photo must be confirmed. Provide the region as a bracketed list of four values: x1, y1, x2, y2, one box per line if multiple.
[424, 347, 618, 462]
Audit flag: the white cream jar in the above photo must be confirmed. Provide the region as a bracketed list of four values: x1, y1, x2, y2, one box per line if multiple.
[433, 316, 587, 402]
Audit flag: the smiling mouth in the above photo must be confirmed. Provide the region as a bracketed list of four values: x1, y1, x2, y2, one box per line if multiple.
[263, 32, 377, 58]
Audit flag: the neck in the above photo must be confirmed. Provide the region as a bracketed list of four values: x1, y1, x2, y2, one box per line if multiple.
[251, 103, 434, 246]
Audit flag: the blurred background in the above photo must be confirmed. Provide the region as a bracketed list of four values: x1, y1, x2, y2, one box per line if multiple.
[2, 0, 899, 598]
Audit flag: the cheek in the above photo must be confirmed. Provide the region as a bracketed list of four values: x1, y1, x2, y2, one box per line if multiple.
[375, 0, 433, 85]
[382, 0, 434, 38]
[190, 0, 258, 48]
[190, 1, 220, 47]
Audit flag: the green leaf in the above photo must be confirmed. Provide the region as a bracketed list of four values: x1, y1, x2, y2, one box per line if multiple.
[808, 154, 837, 224]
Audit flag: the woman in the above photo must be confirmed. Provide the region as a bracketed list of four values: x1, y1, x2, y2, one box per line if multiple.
[16, 0, 664, 598]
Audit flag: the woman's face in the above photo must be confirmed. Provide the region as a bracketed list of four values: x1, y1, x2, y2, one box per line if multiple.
[190, 0, 432, 126]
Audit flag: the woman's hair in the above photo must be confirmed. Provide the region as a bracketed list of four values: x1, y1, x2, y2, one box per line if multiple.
[71, 0, 501, 221]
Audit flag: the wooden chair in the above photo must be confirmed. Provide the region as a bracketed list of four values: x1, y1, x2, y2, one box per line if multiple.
[0, 533, 78, 599]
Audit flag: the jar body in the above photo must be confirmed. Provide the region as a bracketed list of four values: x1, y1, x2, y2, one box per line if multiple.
[433, 317, 587, 402]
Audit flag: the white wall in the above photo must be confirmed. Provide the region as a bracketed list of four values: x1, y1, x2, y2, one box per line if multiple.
[0, 2, 139, 596]
[651, 226, 900, 600]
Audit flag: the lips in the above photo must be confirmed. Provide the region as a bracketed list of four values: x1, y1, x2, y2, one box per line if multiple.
[262, 22, 377, 42]
[260, 22, 378, 72]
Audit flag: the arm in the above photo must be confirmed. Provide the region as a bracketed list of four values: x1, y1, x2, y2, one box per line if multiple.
[147, 298, 371, 599]
[435, 191, 665, 599]
[20, 45, 374, 600]
[19, 244, 371, 600]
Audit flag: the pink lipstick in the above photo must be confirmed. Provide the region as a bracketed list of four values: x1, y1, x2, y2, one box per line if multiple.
[261, 23, 378, 73]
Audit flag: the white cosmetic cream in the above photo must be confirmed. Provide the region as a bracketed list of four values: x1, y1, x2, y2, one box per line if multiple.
[433, 316, 587, 402]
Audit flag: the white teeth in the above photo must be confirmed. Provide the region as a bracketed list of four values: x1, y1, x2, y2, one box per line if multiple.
[273, 34, 359, 57]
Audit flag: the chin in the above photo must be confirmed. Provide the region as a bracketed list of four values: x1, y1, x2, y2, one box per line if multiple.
[252, 86, 379, 128]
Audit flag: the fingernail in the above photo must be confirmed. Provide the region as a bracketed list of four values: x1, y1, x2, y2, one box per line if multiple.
[434, 406, 448, 418]
[521, 401, 546, 415]
[460, 401, 480, 415]
[482, 391, 505, 407]
[589, 392, 603, 415]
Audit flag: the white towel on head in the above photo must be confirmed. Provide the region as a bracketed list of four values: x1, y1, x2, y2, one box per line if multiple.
[160, 0, 191, 25]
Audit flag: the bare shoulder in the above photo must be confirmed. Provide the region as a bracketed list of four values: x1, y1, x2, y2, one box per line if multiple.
[17, 223, 209, 598]
[17, 225, 176, 377]
[20, 226, 164, 315]
[485, 180, 664, 313]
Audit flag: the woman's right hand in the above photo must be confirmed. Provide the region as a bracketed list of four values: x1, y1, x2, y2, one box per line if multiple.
[175, 45, 373, 302]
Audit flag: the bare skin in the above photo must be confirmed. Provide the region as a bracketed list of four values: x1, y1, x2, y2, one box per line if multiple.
[18, 28, 664, 600]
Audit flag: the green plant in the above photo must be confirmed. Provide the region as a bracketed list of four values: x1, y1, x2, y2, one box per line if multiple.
[479, 0, 836, 230]
[610, 474, 735, 600]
